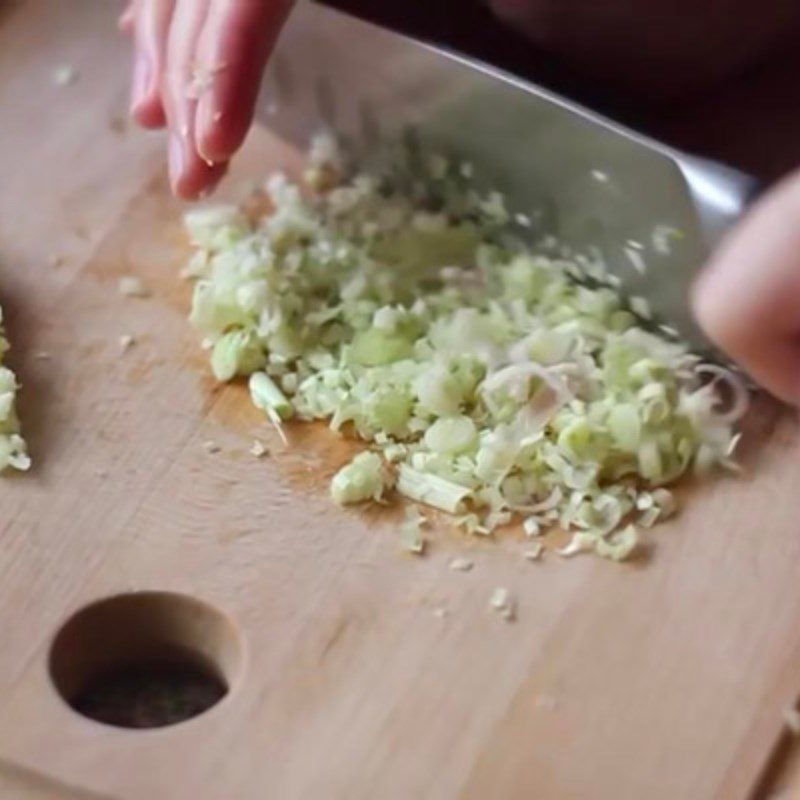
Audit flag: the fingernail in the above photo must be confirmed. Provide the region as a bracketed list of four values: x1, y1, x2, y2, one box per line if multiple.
[168, 135, 185, 185]
[130, 55, 151, 111]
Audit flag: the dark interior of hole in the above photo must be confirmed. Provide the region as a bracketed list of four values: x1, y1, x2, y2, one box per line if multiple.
[70, 651, 228, 730]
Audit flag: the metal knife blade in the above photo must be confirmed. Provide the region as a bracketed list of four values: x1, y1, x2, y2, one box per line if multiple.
[258, 2, 758, 352]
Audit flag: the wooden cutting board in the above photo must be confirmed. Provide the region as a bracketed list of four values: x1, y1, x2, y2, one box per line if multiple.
[3, 2, 800, 798]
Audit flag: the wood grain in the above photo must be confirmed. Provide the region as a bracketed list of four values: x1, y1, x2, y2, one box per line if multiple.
[2, 2, 800, 799]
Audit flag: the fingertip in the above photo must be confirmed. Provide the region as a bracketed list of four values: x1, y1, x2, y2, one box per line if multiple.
[172, 165, 228, 201]
[169, 137, 228, 200]
[119, 6, 135, 34]
[195, 99, 247, 164]
[692, 259, 800, 405]
[131, 99, 166, 129]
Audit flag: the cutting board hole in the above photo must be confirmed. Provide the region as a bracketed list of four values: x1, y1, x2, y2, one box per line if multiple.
[48, 592, 243, 730]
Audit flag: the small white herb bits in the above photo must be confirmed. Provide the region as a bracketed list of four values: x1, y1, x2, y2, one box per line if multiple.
[523, 543, 544, 561]
[522, 517, 541, 537]
[119, 334, 135, 353]
[403, 531, 426, 556]
[591, 169, 610, 183]
[652, 225, 683, 255]
[629, 295, 652, 319]
[514, 212, 532, 228]
[249, 439, 269, 458]
[489, 587, 516, 621]
[202, 439, 221, 454]
[118, 275, 149, 298]
[186, 62, 228, 100]
[448, 557, 474, 572]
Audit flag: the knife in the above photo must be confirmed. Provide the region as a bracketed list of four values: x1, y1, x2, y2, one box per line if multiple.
[258, 1, 759, 353]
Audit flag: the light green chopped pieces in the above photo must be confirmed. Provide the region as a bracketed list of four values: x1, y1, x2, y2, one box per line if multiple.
[423, 415, 478, 455]
[0, 308, 29, 473]
[523, 517, 541, 537]
[211, 329, 266, 381]
[396, 464, 471, 514]
[249, 371, 293, 421]
[331, 451, 391, 506]
[489, 587, 516, 621]
[400, 506, 427, 554]
[181, 135, 747, 563]
[523, 543, 544, 561]
[595, 524, 639, 562]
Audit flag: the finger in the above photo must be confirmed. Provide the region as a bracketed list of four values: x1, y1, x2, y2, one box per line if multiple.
[163, 0, 227, 199]
[119, 3, 135, 34]
[130, 0, 175, 128]
[195, 0, 293, 164]
[692, 168, 800, 404]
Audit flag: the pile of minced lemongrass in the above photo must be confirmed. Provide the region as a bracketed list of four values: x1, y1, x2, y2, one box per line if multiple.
[0, 304, 29, 473]
[182, 134, 747, 561]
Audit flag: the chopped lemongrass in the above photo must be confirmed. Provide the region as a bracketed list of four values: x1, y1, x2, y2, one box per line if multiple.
[523, 543, 544, 560]
[523, 517, 541, 537]
[331, 451, 391, 506]
[449, 557, 474, 572]
[202, 439, 220, 454]
[400, 506, 427, 554]
[624, 247, 647, 275]
[249, 372, 292, 421]
[397, 464, 471, 514]
[0, 305, 29, 473]
[180, 134, 748, 562]
[249, 439, 268, 458]
[489, 587, 516, 621]
[119, 334, 135, 352]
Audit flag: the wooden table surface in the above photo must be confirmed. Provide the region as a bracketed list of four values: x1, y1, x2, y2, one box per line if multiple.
[2, 2, 800, 798]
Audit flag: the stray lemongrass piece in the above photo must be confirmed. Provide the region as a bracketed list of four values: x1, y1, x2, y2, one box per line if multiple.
[331, 451, 392, 506]
[397, 464, 471, 514]
[523, 543, 544, 561]
[249, 372, 292, 421]
[400, 506, 427, 555]
[250, 439, 268, 458]
[489, 587, 516, 621]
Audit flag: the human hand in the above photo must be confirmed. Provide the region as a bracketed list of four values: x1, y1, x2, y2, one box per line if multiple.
[691, 171, 800, 405]
[120, 0, 293, 199]
[487, 0, 800, 403]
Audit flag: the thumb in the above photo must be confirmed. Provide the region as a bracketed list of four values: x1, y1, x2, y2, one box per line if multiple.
[692, 168, 800, 404]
